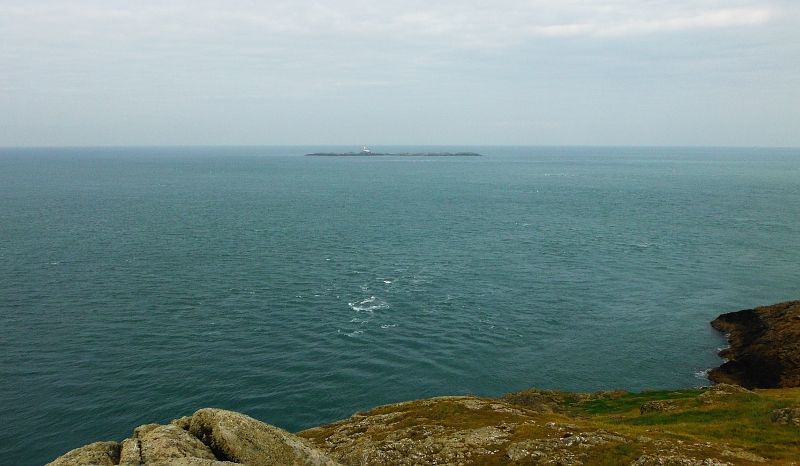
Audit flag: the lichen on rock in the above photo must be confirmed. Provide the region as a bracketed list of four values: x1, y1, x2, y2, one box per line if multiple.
[47, 441, 121, 466]
[46, 409, 341, 466]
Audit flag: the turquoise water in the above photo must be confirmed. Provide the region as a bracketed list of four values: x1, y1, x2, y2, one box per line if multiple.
[1, 146, 799, 465]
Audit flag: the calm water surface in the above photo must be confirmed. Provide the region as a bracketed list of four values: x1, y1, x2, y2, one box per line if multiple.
[1, 146, 799, 465]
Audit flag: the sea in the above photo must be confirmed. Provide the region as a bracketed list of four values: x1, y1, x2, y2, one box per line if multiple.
[1, 146, 799, 465]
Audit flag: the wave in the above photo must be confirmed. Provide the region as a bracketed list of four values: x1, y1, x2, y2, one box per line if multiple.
[348, 296, 389, 313]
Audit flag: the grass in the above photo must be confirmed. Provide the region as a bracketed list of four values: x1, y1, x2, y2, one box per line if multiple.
[581, 389, 800, 462]
[576, 390, 705, 415]
[299, 387, 800, 465]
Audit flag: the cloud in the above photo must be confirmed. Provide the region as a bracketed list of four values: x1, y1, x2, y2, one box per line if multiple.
[0, 0, 797, 145]
[534, 8, 773, 38]
[0, 1, 782, 50]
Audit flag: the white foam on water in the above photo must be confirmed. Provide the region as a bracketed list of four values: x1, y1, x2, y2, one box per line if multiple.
[348, 296, 389, 313]
[694, 369, 711, 382]
[380, 324, 397, 329]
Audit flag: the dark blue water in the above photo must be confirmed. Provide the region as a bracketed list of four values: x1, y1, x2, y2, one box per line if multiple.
[1, 146, 799, 465]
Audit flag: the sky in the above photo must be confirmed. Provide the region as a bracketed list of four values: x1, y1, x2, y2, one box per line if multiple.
[1, 0, 798, 147]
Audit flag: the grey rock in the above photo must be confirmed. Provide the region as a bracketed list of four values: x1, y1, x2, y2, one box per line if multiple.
[188, 408, 342, 466]
[139, 424, 219, 465]
[119, 438, 143, 466]
[133, 424, 162, 439]
[170, 416, 193, 431]
[640, 401, 676, 414]
[771, 406, 800, 425]
[148, 460, 239, 466]
[48, 409, 339, 466]
[630, 454, 732, 465]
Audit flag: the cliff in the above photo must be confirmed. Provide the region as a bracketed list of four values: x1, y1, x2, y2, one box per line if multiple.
[709, 300, 800, 389]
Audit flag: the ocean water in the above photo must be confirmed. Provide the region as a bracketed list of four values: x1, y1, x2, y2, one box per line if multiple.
[1, 146, 799, 465]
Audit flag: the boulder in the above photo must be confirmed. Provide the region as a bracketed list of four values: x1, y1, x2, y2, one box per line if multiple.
[47, 409, 341, 466]
[187, 408, 341, 466]
[640, 401, 676, 414]
[771, 406, 800, 425]
[120, 424, 222, 466]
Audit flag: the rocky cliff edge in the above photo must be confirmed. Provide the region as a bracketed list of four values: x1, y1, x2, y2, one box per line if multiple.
[709, 300, 800, 389]
[49, 386, 800, 466]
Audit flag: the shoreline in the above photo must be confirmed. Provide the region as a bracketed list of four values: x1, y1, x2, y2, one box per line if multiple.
[46, 301, 800, 465]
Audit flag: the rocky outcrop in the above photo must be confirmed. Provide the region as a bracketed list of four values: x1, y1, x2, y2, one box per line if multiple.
[118, 423, 231, 466]
[186, 408, 340, 466]
[48, 442, 121, 466]
[771, 406, 800, 425]
[47, 409, 342, 466]
[48, 385, 800, 466]
[709, 300, 800, 389]
[296, 394, 772, 466]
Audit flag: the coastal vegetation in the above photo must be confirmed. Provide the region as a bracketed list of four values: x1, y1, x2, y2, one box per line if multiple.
[298, 384, 800, 465]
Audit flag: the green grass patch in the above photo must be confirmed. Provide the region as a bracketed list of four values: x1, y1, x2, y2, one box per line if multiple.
[583, 443, 641, 466]
[577, 390, 704, 415]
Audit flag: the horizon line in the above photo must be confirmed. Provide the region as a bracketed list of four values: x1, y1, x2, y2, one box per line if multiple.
[2, 144, 800, 150]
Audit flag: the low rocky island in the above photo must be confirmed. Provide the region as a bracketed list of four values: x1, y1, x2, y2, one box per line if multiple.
[305, 151, 482, 157]
[47, 301, 800, 466]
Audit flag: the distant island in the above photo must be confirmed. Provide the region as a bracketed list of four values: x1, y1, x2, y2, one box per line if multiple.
[306, 147, 482, 157]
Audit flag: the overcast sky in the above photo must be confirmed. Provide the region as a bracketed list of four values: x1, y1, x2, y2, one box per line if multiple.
[1, 0, 798, 146]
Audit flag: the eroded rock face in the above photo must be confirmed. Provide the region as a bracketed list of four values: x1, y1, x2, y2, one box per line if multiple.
[46, 409, 341, 466]
[708, 300, 800, 389]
